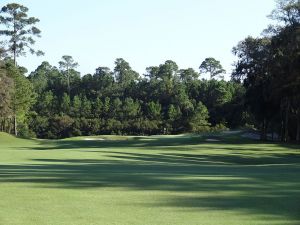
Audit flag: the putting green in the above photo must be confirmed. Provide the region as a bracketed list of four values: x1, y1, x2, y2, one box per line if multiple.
[0, 132, 299, 225]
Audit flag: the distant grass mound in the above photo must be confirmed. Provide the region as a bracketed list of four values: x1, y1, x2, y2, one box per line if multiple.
[0, 132, 16, 142]
[0, 132, 299, 225]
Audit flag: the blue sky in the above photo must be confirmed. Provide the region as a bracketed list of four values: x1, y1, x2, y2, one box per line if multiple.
[1, 0, 276, 78]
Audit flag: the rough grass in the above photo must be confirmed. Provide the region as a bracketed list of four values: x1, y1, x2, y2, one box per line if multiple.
[0, 132, 299, 225]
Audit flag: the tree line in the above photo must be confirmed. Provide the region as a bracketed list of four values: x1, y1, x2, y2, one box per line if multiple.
[1, 56, 246, 138]
[232, 0, 300, 142]
[0, 1, 299, 142]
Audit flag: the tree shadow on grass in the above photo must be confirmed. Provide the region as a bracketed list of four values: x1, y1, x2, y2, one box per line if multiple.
[0, 150, 300, 222]
[15, 133, 299, 153]
[104, 150, 300, 166]
[3, 134, 300, 223]
[17, 133, 239, 148]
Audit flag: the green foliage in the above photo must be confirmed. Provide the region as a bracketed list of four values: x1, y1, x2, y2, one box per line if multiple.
[80, 96, 92, 118]
[0, 60, 14, 133]
[269, 0, 300, 25]
[7, 64, 36, 114]
[122, 98, 140, 119]
[28, 115, 49, 138]
[61, 93, 71, 114]
[179, 68, 199, 82]
[232, 0, 300, 141]
[17, 122, 36, 138]
[59, 55, 79, 95]
[72, 95, 81, 117]
[3, 61, 36, 135]
[210, 123, 229, 132]
[49, 115, 74, 139]
[168, 104, 182, 121]
[146, 101, 161, 120]
[23, 56, 251, 138]
[114, 58, 139, 89]
[200, 57, 226, 79]
[188, 102, 210, 132]
[0, 3, 43, 64]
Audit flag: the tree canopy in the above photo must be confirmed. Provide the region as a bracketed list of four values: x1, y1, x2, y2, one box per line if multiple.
[0, 3, 43, 65]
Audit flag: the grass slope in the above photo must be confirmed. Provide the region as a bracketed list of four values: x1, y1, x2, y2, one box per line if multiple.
[0, 132, 299, 225]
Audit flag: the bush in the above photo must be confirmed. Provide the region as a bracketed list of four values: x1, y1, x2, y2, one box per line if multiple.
[18, 123, 36, 138]
[210, 123, 229, 132]
[49, 115, 74, 138]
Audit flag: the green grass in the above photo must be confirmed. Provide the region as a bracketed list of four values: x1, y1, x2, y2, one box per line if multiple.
[0, 132, 299, 225]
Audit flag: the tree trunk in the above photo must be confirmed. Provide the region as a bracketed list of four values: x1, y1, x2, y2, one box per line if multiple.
[280, 119, 284, 142]
[67, 69, 71, 96]
[284, 98, 290, 142]
[271, 124, 274, 141]
[8, 118, 12, 134]
[260, 120, 264, 140]
[13, 49, 16, 66]
[13, 20, 17, 66]
[296, 114, 300, 142]
[14, 114, 17, 136]
[0, 119, 3, 132]
[260, 118, 267, 141]
[67, 75, 70, 96]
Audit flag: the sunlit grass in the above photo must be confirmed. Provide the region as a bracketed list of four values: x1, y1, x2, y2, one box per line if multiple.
[0, 132, 299, 225]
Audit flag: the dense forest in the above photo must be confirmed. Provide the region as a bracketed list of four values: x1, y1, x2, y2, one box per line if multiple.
[0, 0, 299, 142]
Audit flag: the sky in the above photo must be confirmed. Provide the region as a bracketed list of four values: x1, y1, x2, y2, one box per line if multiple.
[1, 0, 276, 78]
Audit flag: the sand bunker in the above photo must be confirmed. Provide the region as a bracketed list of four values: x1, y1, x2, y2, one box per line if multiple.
[205, 138, 220, 142]
[84, 138, 105, 141]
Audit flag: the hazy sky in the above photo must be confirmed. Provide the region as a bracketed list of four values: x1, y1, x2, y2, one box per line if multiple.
[1, 0, 276, 78]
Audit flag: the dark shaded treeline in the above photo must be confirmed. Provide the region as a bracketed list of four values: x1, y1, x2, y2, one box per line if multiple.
[232, 0, 300, 142]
